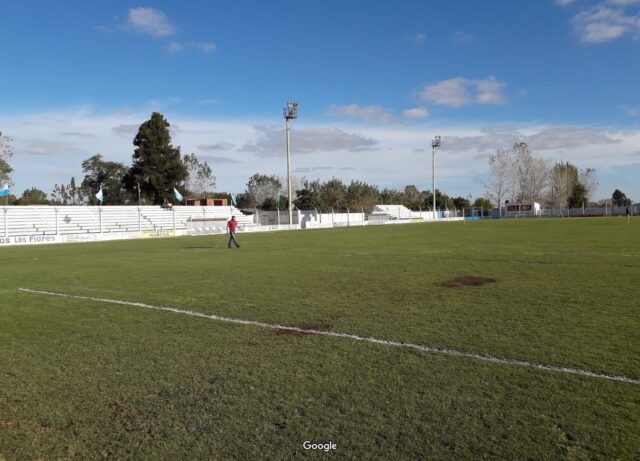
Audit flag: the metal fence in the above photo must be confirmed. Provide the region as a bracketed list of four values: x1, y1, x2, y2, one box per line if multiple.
[489, 205, 638, 219]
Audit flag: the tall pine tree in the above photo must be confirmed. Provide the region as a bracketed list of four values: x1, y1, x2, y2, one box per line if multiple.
[125, 112, 187, 205]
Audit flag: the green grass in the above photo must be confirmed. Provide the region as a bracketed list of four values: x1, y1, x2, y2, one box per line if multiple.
[1, 218, 639, 459]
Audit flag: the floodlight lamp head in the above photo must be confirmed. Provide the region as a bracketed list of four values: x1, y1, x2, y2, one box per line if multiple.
[284, 101, 298, 120]
[432, 135, 441, 148]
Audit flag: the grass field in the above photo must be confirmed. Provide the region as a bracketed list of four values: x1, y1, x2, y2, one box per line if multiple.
[1, 218, 639, 460]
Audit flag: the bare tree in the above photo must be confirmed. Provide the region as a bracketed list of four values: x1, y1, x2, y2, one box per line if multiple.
[482, 149, 515, 208]
[183, 153, 216, 196]
[244, 173, 282, 207]
[513, 142, 549, 203]
[550, 163, 597, 207]
[278, 175, 307, 201]
[579, 168, 597, 204]
[51, 177, 87, 205]
[0, 132, 14, 186]
[550, 161, 578, 208]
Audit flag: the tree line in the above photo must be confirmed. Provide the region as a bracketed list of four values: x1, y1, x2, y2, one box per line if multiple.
[234, 174, 492, 213]
[481, 141, 632, 207]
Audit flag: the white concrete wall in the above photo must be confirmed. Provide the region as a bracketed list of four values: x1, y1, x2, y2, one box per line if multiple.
[0, 205, 460, 247]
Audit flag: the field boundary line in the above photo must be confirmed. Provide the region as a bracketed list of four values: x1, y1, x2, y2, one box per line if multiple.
[18, 288, 640, 385]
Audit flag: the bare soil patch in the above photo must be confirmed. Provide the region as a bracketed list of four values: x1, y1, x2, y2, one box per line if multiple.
[440, 276, 496, 288]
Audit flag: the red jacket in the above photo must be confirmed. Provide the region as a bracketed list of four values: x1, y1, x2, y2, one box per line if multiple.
[227, 218, 238, 232]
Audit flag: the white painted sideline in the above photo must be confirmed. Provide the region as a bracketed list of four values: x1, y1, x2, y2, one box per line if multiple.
[18, 288, 640, 385]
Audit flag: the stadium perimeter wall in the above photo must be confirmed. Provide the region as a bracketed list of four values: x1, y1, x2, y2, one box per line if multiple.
[0, 205, 461, 247]
[489, 205, 639, 218]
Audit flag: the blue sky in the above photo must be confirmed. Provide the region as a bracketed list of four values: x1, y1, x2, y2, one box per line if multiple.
[1, 0, 639, 201]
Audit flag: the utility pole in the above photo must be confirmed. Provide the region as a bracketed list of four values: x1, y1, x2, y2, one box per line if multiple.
[284, 102, 298, 227]
[432, 136, 441, 220]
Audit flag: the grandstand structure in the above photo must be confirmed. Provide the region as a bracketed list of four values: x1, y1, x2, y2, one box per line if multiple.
[371, 204, 414, 220]
[1, 205, 251, 245]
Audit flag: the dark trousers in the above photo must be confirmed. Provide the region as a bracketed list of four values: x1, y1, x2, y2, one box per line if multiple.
[228, 231, 240, 248]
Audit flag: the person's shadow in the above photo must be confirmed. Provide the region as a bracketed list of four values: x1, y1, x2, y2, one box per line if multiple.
[182, 246, 227, 250]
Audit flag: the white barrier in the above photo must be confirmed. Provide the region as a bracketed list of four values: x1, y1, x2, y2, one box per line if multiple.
[0, 204, 460, 247]
[0, 230, 190, 246]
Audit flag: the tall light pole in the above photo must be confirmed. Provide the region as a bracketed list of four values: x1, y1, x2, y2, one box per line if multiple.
[284, 101, 298, 227]
[432, 135, 441, 220]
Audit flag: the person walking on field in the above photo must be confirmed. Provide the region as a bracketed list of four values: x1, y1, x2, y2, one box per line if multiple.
[227, 216, 240, 249]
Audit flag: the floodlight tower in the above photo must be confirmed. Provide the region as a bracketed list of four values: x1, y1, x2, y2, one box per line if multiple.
[432, 135, 441, 220]
[284, 101, 298, 227]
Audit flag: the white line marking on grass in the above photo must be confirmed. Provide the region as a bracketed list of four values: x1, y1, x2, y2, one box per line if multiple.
[18, 288, 640, 385]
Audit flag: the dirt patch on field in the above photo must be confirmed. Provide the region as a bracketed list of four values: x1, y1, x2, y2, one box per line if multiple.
[273, 323, 331, 336]
[440, 276, 496, 288]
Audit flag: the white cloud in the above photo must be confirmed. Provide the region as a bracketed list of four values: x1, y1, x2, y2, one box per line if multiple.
[293, 166, 354, 174]
[327, 104, 394, 124]
[420, 77, 507, 107]
[59, 132, 96, 138]
[200, 155, 242, 164]
[451, 30, 474, 44]
[572, 5, 640, 43]
[193, 42, 216, 54]
[580, 21, 628, 41]
[607, 0, 640, 5]
[420, 78, 470, 107]
[402, 107, 429, 118]
[127, 7, 176, 38]
[167, 41, 217, 55]
[122, 9, 215, 54]
[475, 77, 507, 104]
[240, 126, 377, 156]
[525, 127, 621, 149]
[556, 0, 578, 6]
[442, 129, 521, 152]
[167, 42, 217, 54]
[406, 33, 426, 44]
[111, 124, 139, 138]
[198, 142, 236, 151]
[22, 139, 83, 157]
[441, 126, 620, 153]
[167, 41, 184, 53]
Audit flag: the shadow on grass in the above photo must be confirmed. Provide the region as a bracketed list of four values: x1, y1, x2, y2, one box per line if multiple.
[180, 246, 231, 251]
